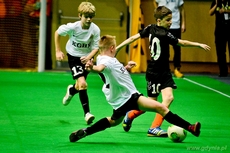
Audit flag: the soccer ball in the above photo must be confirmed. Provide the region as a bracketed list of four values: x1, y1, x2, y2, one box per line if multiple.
[167, 125, 187, 142]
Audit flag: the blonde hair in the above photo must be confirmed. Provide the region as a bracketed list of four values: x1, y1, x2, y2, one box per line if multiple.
[78, 1, 96, 17]
[99, 35, 116, 52]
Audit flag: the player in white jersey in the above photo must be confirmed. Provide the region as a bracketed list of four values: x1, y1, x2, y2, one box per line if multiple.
[68, 35, 201, 143]
[97, 54, 137, 107]
[54, 2, 100, 125]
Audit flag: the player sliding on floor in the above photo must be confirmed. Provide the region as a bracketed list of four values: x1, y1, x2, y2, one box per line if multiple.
[69, 34, 201, 143]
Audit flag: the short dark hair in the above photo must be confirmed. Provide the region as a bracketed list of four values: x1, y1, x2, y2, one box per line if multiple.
[154, 6, 172, 21]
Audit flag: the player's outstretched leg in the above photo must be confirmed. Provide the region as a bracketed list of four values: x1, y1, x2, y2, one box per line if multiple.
[164, 111, 201, 137]
[123, 112, 133, 132]
[69, 117, 111, 142]
[122, 110, 145, 132]
[188, 122, 201, 137]
[69, 129, 87, 142]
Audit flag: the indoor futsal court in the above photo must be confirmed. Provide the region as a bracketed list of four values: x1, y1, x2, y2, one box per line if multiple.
[0, 70, 229, 153]
[0, 0, 229, 152]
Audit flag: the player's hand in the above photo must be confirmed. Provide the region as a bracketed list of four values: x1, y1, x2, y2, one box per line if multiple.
[125, 61, 137, 70]
[127, 61, 137, 68]
[80, 56, 90, 64]
[56, 51, 65, 61]
[85, 59, 94, 71]
[200, 44, 211, 51]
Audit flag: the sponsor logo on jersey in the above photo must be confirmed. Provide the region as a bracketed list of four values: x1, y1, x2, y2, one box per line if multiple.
[72, 41, 90, 48]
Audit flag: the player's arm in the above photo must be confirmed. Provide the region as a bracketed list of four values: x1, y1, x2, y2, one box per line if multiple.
[177, 39, 211, 51]
[81, 49, 99, 64]
[85, 59, 105, 73]
[81, 31, 100, 64]
[90, 64, 105, 73]
[125, 61, 137, 71]
[115, 33, 141, 54]
[87, 49, 99, 59]
[179, 4, 186, 33]
[54, 30, 65, 61]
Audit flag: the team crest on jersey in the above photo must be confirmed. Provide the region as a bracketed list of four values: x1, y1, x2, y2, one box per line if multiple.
[120, 67, 126, 74]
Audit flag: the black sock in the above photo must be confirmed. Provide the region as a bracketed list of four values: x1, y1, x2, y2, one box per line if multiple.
[164, 111, 191, 130]
[79, 90, 89, 115]
[69, 84, 79, 95]
[85, 118, 111, 136]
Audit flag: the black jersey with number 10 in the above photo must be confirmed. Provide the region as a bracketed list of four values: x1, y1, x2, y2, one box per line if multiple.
[139, 24, 178, 72]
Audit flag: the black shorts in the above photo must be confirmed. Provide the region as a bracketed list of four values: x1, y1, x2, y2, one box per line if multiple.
[145, 70, 177, 97]
[111, 93, 143, 120]
[67, 53, 90, 80]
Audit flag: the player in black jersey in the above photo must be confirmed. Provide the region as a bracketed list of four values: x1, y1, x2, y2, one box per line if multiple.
[116, 6, 210, 137]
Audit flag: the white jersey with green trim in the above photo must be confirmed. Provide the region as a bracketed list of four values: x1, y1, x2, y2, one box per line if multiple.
[97, 55, 139, 110]
[57, 21, 100, 57]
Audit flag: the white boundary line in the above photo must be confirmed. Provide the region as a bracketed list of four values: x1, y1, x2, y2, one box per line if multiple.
[183, 78, 230, 99]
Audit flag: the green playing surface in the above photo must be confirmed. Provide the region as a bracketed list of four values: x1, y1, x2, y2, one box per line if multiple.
[0, 70, 230, 153]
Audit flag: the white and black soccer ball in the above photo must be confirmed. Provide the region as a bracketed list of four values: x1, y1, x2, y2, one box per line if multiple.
[167, 125, 187, 142]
